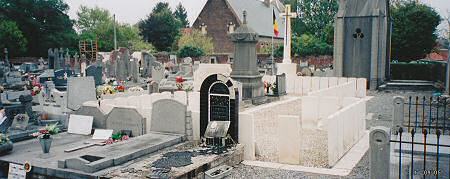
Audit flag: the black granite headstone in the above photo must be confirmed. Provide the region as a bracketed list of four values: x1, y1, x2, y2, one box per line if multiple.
[200, 74, 239, 142]
[86, 65, 103, 86]
[54, 69, 74, 87]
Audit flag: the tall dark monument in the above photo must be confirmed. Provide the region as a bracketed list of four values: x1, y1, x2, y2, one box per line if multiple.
[230, 11, 265, 104]
[333, 0, 389, 89]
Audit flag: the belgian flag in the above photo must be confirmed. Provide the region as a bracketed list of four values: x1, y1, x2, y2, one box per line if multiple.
[273, 9, 279, 37]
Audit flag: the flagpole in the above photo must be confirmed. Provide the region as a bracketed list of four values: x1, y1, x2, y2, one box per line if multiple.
[272, 7, 275, 75]
[272, 32, 275, 75]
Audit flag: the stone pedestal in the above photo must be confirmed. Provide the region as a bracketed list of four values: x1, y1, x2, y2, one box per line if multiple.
[276, 63, 297, 94]
[229, 11, 265, 104]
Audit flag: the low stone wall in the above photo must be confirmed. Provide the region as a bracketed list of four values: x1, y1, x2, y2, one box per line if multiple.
[262, 76, 367, 96]
[239, 96, 302, 161]
[239, 80, 368, 167]
[80, 91, 201, 139]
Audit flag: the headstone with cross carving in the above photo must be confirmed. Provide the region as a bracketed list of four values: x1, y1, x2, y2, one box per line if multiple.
[333, 0, 388, 89]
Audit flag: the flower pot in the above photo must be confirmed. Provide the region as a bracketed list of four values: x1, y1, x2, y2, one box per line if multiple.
[39, 137, 52, 153]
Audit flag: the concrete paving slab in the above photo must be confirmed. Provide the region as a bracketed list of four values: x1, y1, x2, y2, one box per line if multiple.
[0, 132, 183, 177]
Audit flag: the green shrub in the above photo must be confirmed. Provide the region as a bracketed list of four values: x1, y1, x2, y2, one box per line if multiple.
[177, 45, 205, 58]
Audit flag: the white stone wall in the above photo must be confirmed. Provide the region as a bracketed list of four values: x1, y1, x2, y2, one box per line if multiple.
[193, 64, 232, 91]
[82, 91, 200, 137]
[262, 76, 367, 97]
[239, 77, 368, 167]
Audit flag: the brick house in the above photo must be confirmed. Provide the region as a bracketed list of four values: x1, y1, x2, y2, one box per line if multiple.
[192, 0, 285, 61]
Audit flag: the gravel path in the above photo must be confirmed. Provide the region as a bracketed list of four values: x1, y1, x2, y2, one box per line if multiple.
[227, 90, 434, 179]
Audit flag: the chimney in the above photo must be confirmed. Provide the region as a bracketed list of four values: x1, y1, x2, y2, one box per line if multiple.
[263, 0, 271, 7]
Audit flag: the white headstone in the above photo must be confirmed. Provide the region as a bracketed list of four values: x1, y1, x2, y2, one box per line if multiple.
[92, 129, 113, 140]
[68, 114, 93, 135]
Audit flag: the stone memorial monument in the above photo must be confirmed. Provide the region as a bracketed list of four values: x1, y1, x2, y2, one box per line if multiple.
[276, 5, 298, 93]
[230, 11, 265, 104]
[48, 49, 55, 69]
[333, 0, 388, 89]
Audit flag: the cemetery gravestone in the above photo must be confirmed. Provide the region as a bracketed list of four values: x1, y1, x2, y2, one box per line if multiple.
[80, 54, 87, 77]
[142, 52, 155, 78]
[130, 59, 139, 83]
[117, 48, 130, 81]
[54, 69, 74, 87]
[106, 107, 146, 137]
[64, 49, 70, 69]
[67, 77, 97, 110]
[148, 81, 159, 94]
[48, 49, 55, 69]
[59, 47, 64, 69]
[11, 114, 29, 130]
[200, 74, 239, 141]
[152, 61, 164, 83]
[150, 99, 187, 135]
[75, 105, 107, 128]
[92, 129, 113, 140]
[275, 73, 287, 96]
[19, 95, 34, 120]
[68, 114, 93, 135]
[86, 65, 103, 86]
[53, 48, 60, 70]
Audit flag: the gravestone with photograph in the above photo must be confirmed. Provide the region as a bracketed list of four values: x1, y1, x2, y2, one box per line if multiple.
[200, 74, 239, 142]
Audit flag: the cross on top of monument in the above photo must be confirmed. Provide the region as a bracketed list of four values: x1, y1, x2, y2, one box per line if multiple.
[281, 4, 297, 64]
[282, 5, 297, 19]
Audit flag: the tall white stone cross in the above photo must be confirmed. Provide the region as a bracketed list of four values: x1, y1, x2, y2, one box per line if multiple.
[281, 5, 297, 64]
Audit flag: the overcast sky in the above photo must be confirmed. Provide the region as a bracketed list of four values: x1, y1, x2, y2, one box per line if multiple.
[64, 0, 450, 36]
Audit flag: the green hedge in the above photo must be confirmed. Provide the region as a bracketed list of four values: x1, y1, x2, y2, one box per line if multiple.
[390, 63, 445, 82]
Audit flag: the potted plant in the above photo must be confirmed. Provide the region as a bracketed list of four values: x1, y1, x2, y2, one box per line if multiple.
[32, 123, 60, 153]
[0, 134, 13, 155]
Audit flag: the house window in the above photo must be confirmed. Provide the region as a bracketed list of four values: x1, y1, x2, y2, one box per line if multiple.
[200, 23, 208, 34]
[210, 57, 217, 64]
[227, 22, 235, 33]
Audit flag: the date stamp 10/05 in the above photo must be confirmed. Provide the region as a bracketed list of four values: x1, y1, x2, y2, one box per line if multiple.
[414, 169, 441, 176]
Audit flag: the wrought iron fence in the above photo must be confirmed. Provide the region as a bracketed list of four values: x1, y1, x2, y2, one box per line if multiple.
[403, 96, 450, 135]
[387, 95, 450, 178]
[390, 126, 448, 178]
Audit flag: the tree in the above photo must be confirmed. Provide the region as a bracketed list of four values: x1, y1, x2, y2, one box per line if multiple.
[0, 19, 27, 57]
[274, 34, 332, 57]
[178, 45, 205, 58]
[391, 2, 441, 61]
[174, 3, 189, 28]
[139, 2, 181, 52]
[295, 0, 338, 42]
[283, 0, 308, 37]
[76, 6, 111, 32]
[76, 6, 154, 52]
[0, 0, 78, 57]
[178, 29, 213, 54]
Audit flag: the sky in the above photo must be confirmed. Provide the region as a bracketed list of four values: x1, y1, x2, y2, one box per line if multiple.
[64, 0, 450, 36]
[65, 0, 208, 25]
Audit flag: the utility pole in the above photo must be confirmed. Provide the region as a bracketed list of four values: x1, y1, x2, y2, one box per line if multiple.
[113, 14, 117, 50]
[445, 18, 450, 94]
